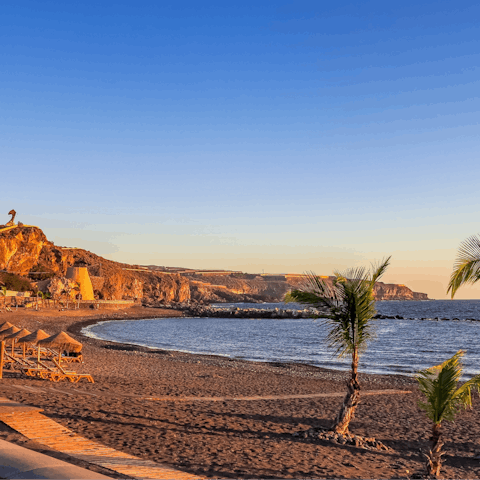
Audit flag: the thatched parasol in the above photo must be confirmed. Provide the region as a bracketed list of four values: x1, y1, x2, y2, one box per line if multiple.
[0, 322, 15, 333]
[17, 329, 51, 362]
[38, 332, 82, 353]
[4, 328, 31, 342]
[4, 328, 31, 356]
[17, 329, 50, 345]
[0, 326, 20, 341]
[38, 331, 83, 364]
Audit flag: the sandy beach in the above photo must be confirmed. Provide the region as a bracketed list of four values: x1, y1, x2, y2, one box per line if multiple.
[0, 306, 478, 479]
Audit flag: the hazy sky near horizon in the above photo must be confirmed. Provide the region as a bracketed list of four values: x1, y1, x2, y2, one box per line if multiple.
[2, 1, 480, 299]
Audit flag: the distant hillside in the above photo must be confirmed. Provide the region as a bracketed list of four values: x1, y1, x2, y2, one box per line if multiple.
[0, 225, 428, 304]
[188, 272, 429, 303]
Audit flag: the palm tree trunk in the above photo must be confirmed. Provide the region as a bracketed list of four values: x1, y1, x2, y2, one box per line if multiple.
[426, 423, 444, 478]
[331, 347, 361, 434]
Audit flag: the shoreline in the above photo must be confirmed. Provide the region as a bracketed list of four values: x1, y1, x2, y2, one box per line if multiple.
[71, 310, 418, 385]
[0, 306, 478, 478]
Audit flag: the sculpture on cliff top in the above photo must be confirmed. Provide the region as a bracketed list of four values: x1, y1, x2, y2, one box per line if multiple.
[0, 210, 23, 230]
[6, 210, 16, 227]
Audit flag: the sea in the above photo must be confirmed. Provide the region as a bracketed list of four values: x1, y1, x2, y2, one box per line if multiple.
[83, 300, 480, 379]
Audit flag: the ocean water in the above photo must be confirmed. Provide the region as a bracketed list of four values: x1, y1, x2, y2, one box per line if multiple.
[84, 300, 480, 378]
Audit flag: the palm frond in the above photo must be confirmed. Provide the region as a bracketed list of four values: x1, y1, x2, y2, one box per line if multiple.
[285, 272, 339, 310]
[452, 373, 480, 408]
[447, 235, 480, 298]
[286, 258, 390, 359]
[417, 351, 478, 424]
[369, 256, 392, 285]
[326, 257, 390, 357]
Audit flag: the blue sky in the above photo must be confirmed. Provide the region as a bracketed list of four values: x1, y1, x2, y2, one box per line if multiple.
[1, 0, 480, 298]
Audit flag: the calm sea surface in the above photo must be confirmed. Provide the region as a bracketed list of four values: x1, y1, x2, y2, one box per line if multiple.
[84, 300, 480, 378]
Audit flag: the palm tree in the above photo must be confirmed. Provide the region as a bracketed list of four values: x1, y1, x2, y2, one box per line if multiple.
[285, 256, 390, 434]
[417, 350, 480, 478]
[37, 291, 51, 309]
[447, 234, 480, 298]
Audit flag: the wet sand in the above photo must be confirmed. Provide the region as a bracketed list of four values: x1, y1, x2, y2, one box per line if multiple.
[0, 306, 479, 479]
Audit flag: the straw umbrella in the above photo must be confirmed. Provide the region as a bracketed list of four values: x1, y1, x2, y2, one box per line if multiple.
[4, 328, 31, 356]
[0, 322, 15, 333]
[0, 326, 20, 367]
[0, 326, 20, 341]
[17, 329, 50, 362]
[37, 331, 82, 364]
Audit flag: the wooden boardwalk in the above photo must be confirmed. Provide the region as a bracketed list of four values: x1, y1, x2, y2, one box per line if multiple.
[0, 399, 203, 480]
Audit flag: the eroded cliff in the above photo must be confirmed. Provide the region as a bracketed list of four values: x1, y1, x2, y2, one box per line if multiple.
[188, 273, 429, 302]
[0, 226, 190, 303]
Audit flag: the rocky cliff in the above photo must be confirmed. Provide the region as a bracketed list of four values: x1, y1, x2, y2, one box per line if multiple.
[0, 226, 190, 303]
[188, 274, 429, 302]
[0, 225, 428, 304]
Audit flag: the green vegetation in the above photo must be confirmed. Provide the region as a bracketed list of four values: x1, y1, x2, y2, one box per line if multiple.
[0, 272, 32, 292]
[285, 257, 390, 434]
[28, 264, 55, 280]
[448, 234, 480, 297]
[417, 351, 480, 477]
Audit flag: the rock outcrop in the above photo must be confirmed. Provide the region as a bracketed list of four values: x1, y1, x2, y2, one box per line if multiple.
[0, 227, 47, 275]
[0, 226, 190, 303]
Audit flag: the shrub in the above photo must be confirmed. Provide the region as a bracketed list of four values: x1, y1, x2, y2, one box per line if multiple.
[0, 273, 33, 292]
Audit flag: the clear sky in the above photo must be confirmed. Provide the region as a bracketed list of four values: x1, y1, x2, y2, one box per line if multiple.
[2, 1, 480, 299]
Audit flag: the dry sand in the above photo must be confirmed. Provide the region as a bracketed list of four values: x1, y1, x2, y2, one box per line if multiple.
[0, 306, 478, 479]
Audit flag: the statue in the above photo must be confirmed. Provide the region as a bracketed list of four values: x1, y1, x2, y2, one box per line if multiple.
[6, 210, 16, 227]
[0, 210, 21, 229]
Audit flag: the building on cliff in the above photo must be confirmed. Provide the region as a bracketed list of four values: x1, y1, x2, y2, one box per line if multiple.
[66, 266, 94, 301]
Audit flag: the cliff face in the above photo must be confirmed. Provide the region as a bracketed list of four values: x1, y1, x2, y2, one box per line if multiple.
[0, 226, 190, 303]
[373, 282, 428, 301]
[0, 227, 48, 275]
[188, 274, 429, 302]
[190, 274, 289, 303]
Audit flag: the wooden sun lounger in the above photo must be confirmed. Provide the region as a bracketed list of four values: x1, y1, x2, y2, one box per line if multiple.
[5, 353, 66, 382]
[53, 359, 94, 383]
[60, 354, 83, 363]
[4, 353, 56, 379]
[44, 348, 83, 364]
[36, 360, 70, 382]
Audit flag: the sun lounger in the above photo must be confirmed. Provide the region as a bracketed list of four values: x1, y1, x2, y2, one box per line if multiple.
[53, 359, 94, 383]
[4, 353, 65, 381]
[35, 360, 71, 382]
[61, 352, 84, 363]
[4, 353, 55, 379]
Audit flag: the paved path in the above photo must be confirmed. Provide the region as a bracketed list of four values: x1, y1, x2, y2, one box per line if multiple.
[0, 397, 204, 480]
[0, 438, 111, 479]
[6, 383, 412, 402]
[143, 389, 412, 402]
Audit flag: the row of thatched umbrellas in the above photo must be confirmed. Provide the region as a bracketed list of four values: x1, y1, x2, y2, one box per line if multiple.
[0, 321, 82, 364]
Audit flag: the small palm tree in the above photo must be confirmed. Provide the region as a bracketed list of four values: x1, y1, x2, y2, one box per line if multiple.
[37, 291, 51, 309]
[417, 350, 480, 477]
[285, 257, 390, 434]
[447, 234, 480, 297]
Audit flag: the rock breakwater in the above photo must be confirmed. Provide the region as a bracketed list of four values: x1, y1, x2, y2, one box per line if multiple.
[184, 304, 331, 319]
